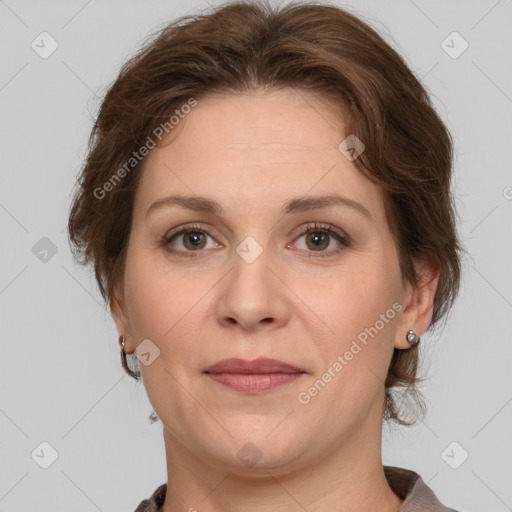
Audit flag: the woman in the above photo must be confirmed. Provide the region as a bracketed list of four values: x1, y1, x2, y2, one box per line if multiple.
[67, 1, 464, 510]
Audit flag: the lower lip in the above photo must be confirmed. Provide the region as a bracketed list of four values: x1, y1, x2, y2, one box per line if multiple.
[205, 372, 304, 393]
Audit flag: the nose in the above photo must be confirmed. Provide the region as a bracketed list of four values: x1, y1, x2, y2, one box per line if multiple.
[215, 239, 290, 332]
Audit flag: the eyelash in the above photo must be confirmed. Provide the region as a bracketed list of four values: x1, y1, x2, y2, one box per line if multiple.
[161, 222, 351, 259]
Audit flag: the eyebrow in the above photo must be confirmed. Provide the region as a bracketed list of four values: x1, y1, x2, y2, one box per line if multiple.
[145, 193, 373, 221]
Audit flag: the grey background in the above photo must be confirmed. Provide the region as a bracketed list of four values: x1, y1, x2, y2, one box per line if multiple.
[1, 0, 511, 510]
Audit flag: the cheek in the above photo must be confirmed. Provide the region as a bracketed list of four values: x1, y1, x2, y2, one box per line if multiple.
[298, 253, 401, 399]
[123, 249, 212, 355]
[123, 247, 180, 342]
[124, 270, 166, 338]
[305, 260, 398, 339]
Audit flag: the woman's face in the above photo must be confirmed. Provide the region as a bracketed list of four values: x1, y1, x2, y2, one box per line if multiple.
[113, 88, 425, 474]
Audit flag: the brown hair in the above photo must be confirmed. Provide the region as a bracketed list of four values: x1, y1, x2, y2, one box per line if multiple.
[67, 0, 463, 426]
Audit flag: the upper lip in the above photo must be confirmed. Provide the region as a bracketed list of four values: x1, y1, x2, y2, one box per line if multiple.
[204, 358, 305, 374]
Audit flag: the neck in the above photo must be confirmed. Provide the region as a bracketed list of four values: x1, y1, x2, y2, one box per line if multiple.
[159, 403, 403, 512]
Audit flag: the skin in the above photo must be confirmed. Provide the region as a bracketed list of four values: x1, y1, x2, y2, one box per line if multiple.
[112, 87, 439, 512]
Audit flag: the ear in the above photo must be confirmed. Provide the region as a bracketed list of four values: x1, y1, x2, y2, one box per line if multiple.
[394, 257, 440, 350]
[110, 281, 135, 354]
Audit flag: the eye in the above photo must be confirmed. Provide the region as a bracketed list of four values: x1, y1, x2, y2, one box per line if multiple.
[162, 223, 220, 258]
[291, 222, 351, 258]
[161, 222, 351, 258]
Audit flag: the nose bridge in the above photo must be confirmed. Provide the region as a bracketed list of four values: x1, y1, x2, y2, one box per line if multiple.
[232, 231, 275, 298]
[216, 229, 289, 329]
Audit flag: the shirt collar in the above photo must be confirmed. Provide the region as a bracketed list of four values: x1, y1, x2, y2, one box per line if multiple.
[134, 466, 458, 512]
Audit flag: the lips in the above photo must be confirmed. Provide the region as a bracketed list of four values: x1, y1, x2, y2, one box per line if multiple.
[204, 357, 304, 374]
[204, 358, 306, 393]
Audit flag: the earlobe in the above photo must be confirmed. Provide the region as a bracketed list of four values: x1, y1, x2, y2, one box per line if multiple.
[394, 259, 440, 350]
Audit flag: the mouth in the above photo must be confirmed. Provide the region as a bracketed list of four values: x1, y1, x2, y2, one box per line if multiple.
[203, 358, 306, 394]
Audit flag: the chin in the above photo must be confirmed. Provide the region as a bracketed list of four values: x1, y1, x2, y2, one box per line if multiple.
[201, 425, 305, 473]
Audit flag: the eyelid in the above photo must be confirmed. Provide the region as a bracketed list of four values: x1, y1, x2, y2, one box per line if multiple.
[291, 221, 350, 242]
[163, 222, 221, 241]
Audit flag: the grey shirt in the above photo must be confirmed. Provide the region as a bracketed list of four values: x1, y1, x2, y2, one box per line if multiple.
[134, 465, 460, 511]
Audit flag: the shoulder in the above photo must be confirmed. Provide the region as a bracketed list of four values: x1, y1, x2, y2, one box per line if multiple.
[133, 483, 167, 512]
[384, 465, 462, 512]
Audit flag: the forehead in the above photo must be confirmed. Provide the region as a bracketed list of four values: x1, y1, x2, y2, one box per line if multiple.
[133, 89, 385, 223]
[165, 88, 347, 151]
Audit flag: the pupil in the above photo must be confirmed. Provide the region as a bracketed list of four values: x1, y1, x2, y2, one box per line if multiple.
[309, 232, 327, 250]
[190, 234, 201, 244]
[185, 232, 205, 249]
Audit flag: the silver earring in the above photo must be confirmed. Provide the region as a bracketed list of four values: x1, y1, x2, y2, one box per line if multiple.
[406, 330, 420, 347]
[119, 334, 141, 379]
